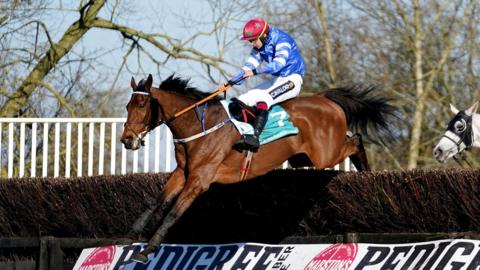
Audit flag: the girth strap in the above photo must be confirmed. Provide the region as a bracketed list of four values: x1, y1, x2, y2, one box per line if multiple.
[173, 118, 231, 143]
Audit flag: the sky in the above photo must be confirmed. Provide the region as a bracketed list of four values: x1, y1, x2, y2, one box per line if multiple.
[60, 0, 250, 95]
[4, 0, 263, 107]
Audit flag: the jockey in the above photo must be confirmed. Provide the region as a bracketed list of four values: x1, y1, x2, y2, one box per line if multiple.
[228, 18, 305, 152]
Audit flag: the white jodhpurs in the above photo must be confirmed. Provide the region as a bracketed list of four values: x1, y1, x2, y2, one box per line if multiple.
[237, 74, 303, 108]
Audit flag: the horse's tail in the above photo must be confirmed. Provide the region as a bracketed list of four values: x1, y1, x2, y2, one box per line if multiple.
[323, 85, 398, 144]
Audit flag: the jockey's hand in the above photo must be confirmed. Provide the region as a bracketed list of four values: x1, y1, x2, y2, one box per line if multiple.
[228, 70, 246, 86]
[222, 83, 230, 91]
[218, 82, 229, 92]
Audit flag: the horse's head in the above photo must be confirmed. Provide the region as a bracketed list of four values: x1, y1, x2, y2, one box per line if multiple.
[121, 74, 158, 150]
[433, 101, 479, 163]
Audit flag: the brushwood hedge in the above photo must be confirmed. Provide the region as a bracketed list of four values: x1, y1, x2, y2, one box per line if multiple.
[0, 168, 478, 243]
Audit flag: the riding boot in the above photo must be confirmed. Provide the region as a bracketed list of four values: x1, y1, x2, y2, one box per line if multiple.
[234, 108, 268, 152]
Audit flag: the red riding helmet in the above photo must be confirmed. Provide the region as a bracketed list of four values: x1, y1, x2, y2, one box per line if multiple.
[240, 18, 269, 41]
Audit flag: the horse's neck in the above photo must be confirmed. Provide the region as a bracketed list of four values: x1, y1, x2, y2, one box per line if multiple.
[151, 87, 223, 139]
[152, 87, 192, 118]
[472, 114, 480, 148]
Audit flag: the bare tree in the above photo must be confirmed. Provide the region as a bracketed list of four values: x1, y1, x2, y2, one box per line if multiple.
[0, 0, 253, 118]
[256, 0, 480, 169]
[348, 0, 480, 169]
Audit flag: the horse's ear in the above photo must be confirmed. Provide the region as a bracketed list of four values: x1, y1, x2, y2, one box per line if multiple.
[466, 101, 479, 116]
[130, 77, 137, 91]
[450, 104, 460, 115]
[145, 74, 153, 91]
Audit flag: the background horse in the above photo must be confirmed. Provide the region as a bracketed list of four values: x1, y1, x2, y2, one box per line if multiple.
[121, 74, 397, 263]
[434, 102, 479, 163]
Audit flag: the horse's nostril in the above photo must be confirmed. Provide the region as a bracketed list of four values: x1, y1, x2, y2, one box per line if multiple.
[121, 136, 132, 145]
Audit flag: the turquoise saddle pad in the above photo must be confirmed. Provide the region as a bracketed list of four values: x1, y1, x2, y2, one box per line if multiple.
[260, 105, 299, 144]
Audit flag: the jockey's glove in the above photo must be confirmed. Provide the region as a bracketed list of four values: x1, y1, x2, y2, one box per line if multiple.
[228, 70, 246, 85]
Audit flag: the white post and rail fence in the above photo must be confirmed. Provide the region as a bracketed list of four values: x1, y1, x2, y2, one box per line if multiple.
[0, 118, 352, 179]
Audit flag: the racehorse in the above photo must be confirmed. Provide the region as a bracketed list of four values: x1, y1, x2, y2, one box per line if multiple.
[120, 74, 397, 263]
[434, 101, 479, 163]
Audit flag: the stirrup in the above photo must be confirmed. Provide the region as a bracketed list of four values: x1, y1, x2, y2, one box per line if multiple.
[233, 135, 259, 152]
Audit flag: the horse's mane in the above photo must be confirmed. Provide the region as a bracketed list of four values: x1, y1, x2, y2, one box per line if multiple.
[159, 74, 222, 101]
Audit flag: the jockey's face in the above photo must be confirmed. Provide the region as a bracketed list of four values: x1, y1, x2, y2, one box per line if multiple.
[248, 37, 263, 49]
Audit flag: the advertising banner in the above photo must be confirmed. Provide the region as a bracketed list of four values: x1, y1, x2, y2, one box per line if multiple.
[73, 239, 480, 270]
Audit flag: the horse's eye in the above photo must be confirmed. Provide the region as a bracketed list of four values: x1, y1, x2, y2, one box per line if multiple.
[455, 121, 466, 132]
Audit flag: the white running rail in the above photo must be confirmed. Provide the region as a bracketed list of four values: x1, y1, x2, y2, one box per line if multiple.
[0, 118, 174, 178]
[0, 118, 352, 178]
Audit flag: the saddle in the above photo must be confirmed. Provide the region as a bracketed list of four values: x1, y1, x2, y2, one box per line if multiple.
[221, 99, 299, 146]
[228, 98, 257, 126]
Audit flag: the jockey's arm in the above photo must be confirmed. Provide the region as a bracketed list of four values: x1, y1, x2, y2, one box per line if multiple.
[241, 50, 263, 77]
[227, 50, 263, 84]
[255, 41, 291, 75]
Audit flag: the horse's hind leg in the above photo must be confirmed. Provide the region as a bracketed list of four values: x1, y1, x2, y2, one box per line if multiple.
[348, 133, 370, 171]
[128, 168, 185, 238]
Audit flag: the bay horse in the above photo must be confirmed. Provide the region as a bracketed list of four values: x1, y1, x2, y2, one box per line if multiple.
[121, 74, 396, 263]
[433, 101, 479, 163]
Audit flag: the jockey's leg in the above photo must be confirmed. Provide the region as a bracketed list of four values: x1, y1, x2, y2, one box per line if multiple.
[235, 74, 302, 152]
[253, 102, 268, 142]
[237, 102, 268, 152]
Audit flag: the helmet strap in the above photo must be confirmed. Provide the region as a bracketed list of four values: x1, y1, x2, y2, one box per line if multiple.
[258, 21, 268, 43]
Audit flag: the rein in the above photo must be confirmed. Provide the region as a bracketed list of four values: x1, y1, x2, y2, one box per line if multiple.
[157, 77, 244, 127]
[130, 77, 244, 143]
[124, 122, 147, 146]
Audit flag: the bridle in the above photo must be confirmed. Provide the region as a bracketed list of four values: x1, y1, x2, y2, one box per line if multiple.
[124, 91, 159, 145]
[440, 111, 474, 167]
[124, 90, 224, 145]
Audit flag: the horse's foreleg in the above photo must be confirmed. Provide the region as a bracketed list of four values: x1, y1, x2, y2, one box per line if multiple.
[146, 171, 186, 232]
[128, 168, 186, 238]
[130, 175, 209, 264]
[348, 133, 370, 171]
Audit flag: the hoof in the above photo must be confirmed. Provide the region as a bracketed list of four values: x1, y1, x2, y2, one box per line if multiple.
[130, 245, 157, 264]
[130, 252, 149, 264]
